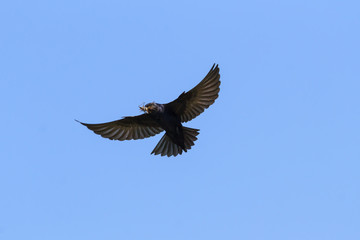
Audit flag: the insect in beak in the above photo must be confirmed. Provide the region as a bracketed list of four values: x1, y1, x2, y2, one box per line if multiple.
[139, 104, 148, 113]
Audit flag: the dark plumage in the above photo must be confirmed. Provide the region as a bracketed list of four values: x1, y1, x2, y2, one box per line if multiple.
[77, 64, 221, 157]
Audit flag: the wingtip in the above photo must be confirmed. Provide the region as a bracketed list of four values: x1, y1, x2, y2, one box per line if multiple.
[211, 63, 219, 71]
[75, 119, 86, 126]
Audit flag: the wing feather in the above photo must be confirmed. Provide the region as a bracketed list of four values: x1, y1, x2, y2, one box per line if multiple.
[165, 64, 220, 122]
[77, 114, 163, 141]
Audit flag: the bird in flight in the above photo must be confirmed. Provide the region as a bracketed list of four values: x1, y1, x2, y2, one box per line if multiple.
[77, 64, 221, 157]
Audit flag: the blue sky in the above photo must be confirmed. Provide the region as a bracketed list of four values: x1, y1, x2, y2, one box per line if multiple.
[1, 0, 360, 239]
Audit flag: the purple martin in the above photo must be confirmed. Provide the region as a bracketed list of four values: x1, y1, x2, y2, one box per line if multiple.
[77, 64, 221, 157]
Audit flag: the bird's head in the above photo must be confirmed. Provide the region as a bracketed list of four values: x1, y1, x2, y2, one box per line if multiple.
[139, 102, 163, 114]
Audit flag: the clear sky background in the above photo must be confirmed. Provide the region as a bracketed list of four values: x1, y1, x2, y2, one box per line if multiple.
[1, 0, 359, 239]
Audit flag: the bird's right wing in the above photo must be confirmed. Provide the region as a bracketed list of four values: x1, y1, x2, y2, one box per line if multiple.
[77, 114, 164, 141]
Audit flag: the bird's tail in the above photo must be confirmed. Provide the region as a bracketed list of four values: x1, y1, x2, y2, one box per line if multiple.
[151, 127, 200, 157]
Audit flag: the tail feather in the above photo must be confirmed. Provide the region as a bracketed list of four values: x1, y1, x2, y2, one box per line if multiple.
[151, 127, 199, 157]
[183, 127, 199, 150]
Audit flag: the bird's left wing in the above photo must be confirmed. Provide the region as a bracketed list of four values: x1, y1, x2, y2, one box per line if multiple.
[77, 114, 164, 141]
[165, 64, 220, 123]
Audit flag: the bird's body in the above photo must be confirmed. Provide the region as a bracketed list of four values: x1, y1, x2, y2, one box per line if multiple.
[152, 104, 185, 149]
[77, 64, 220, 157]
